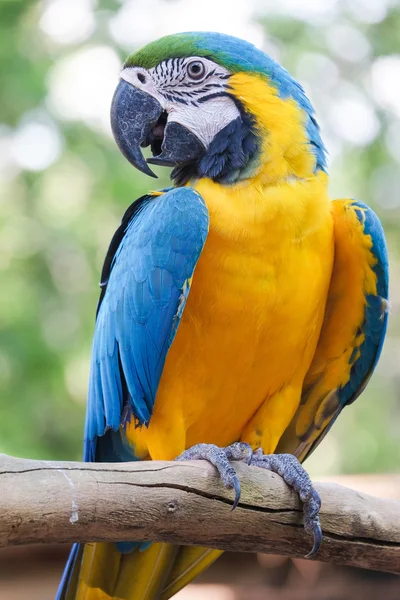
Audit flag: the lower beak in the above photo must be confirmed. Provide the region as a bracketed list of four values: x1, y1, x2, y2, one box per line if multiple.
[110, 79, 206, 178]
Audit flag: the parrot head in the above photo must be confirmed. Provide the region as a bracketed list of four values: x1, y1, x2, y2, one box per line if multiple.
[111, 32, 326, 185]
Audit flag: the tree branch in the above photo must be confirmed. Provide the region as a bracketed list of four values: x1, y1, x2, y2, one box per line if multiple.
[1, 454, 399, 573]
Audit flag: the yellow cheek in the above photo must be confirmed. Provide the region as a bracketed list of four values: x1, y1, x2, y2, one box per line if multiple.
[228, 72, 316, 182]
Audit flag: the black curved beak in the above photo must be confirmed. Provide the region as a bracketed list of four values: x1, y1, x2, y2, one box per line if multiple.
[110, 79, 206, 177]
[111, 79, 161, 177]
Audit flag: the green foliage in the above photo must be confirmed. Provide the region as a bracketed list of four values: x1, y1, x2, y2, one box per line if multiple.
[1, 1, 399, 474]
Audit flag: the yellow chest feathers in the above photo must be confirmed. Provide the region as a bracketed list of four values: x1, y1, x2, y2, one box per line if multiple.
[191, 172, 333, 334]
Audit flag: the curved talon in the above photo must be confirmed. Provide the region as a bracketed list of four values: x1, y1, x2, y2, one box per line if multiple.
[231, 476, 241, 511]
[175, 442, 250, 510]
[250, 451, 323, 557]
[304, 520, 323, 558]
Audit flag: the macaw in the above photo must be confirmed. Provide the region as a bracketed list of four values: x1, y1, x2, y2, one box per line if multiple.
[57, 32, 389, 600]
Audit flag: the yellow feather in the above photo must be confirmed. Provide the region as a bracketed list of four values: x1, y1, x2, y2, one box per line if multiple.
[75, 543, 178, 600]
[161, 548, 223, 599]
[228, 72, 316, 184]
[76, 543, 122, 599]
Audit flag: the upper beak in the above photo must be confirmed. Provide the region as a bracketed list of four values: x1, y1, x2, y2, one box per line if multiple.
[110, 79, 206, 178]
[110, 79, 161, 178]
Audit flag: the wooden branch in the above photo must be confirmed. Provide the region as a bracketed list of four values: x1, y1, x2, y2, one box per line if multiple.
[1, 454, 399, 574]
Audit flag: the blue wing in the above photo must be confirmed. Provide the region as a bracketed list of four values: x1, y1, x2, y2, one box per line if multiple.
[84, 187, 209, 462]
[278, 199, 389, 461]
[338, 201, 388, 404]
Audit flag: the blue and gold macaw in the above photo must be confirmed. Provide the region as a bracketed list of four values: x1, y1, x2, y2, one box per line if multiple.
[57, 32, 389, 600]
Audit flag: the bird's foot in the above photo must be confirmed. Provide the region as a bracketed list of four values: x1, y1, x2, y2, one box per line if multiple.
[251, 450, 322, 557]
[175, 442, 253, 510]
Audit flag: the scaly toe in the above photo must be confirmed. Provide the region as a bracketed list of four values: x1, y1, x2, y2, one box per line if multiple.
[176, 443, 242, 508]
[250, 451, 323, 557]
[225, 442, 253, 465]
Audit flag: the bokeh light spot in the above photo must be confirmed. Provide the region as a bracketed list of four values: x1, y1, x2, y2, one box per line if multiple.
[40, 0, 96, 45]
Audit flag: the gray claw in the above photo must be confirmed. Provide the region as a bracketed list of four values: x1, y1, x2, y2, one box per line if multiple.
[176, 442, 251, 509]
[250, 452, 323, 557]
[231, 477, 241, 511]
[304, 520, 323, 558]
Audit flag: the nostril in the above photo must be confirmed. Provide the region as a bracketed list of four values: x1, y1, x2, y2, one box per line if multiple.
[137, 73, 146, 84]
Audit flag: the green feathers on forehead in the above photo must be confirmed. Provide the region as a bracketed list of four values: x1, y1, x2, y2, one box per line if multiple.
[126, 34, 207, 68]
[125, 32, 257, 73]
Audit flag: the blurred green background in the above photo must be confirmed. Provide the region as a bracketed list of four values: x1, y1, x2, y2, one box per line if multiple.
[1, 0, 399, 475]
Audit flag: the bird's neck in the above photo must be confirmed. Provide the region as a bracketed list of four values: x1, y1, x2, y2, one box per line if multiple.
[193, 170, 330, 244]
[227, 72, 327, 185]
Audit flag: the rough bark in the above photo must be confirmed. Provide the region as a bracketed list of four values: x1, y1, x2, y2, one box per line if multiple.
[1, 454, 399, 573]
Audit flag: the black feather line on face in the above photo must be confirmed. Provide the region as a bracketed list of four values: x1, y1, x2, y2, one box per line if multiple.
[204, 68, 216, 80]
[197, 91, 231, 104]
[157, 82, 229, 106]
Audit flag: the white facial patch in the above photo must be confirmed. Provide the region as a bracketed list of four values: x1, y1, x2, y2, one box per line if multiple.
[120, 57, 240, 148]
[166, 96, 240, 147]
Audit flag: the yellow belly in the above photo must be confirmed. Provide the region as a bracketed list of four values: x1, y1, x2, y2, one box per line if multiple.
[126, 174, 334, 460]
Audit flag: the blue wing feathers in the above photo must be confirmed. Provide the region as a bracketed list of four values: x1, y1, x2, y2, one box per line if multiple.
[84, 188, 209, 462]
[340, 201, 388, 406]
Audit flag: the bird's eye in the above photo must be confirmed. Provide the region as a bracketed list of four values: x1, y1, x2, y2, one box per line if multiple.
[187, 60, 206, 80]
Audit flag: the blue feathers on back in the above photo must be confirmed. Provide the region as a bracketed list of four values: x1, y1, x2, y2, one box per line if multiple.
[84, 188, 209, 462]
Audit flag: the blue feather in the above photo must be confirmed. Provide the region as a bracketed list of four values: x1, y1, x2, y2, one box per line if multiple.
[339, 201, 389, 406]
[58, 176, 209, 600]
[84, 187, 209, 461]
